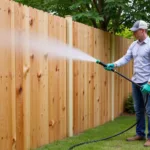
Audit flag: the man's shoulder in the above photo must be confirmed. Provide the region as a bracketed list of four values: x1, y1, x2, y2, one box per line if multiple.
[132, 40, 138, 44]
[147, 37, 150, 42]
[146, 37, 150, 50]
[147, 37, 150, 45]
[129, 40, 137, 49]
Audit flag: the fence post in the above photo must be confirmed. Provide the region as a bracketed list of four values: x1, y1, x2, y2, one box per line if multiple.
[65, 15, 73, 137]
[111, 33, 115, 121]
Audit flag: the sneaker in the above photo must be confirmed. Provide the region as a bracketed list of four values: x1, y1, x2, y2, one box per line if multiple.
[126, 135, 145, 141]
[144, 139, 150, 147]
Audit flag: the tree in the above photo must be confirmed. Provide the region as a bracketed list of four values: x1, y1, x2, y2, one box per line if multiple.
[14, 0, 150, 35]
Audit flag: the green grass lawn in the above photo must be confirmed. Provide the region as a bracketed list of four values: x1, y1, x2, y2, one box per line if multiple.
[35, 115, 149, 150]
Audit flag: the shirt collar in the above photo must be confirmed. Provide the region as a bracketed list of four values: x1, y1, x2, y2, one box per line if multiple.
[137, 36, 149, 44]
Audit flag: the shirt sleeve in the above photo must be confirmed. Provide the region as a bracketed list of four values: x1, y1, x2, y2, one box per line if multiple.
[114, 42, 135, 67]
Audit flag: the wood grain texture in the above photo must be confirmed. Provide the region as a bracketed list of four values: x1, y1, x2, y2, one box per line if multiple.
[0, 1, 133, 150]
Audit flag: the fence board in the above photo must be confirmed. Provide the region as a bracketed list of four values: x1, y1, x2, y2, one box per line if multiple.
[29, 7, 38, 149]
[48, 15, 67, 142]
[10, 1, 17, 150]
[13, 2, 24, 150]
[22, 5, 31, 150]
[48, 14, 56, 143]
[104, 32, 111, 122]
[93, 28, 101, 126]
[73, 22, 79, 134]
[87, 27, 94, 129]
[36, 9, 49, 147]
[0, 0, 12, 150]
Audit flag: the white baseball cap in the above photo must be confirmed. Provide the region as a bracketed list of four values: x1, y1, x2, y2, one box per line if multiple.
[130, 20, 148, 31]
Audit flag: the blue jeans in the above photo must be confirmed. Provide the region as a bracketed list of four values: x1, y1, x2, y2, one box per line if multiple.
[132, 82, 150, 139]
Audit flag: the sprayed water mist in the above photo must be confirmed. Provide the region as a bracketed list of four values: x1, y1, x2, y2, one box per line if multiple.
[0, 30, 97, 63]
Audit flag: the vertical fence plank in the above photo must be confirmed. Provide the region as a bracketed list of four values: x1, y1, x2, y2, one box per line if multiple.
[93, 29, 100, 126]
[52, 16, 60, 141]
[73, 22, 83, 133]
[79, 24, 84, 132]
[48, 14, 55, 143]
[22, 5, 31, 150]
[29, 7, 38, 149]
[117, 37, 121, 115]
[48, 15, 67, 142]
[10, 1, 17, 149]
[35, 9, 49, 147]
[73, 22, 79, 134]
[83, 26, 89, 130]
[104, 32, 111, 121]
[82, 25, 88, 131]
[120, 37, 125, 113]
[0, 0, 12, 150]
[87, 27, 94, 129]
[14, 2, 24, 150]
[103, 31, 109, 123]
[114, 36, 119, 117]
[43, 11, 49, 144]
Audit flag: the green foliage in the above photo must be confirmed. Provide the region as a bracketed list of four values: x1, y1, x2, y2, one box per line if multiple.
[116, 28, 133, 39]
[124, 94, 135, 114]
[14, 0, 73, 16]
[73, 11, 104, 22]
[13, 0, 150, 36]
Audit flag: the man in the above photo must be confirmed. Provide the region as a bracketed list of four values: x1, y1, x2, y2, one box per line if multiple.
[105, 20, 150, 147]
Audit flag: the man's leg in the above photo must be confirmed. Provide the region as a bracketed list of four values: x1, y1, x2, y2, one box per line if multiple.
[127, 83, 145, 141]
[133, 83, 145, 137]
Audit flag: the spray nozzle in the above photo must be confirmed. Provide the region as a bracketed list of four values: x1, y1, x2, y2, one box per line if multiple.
[96, 59, 101, 64]
[96, 59, 107, 67]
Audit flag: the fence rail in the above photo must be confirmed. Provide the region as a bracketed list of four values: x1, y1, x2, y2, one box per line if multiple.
[0, 0, 133, 150]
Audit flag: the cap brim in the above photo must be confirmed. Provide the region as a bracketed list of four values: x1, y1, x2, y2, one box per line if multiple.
[130, 27, 139, 31]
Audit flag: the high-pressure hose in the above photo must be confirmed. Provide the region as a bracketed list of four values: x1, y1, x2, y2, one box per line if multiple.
[95, 60, 141, 88]
[68, 59, 148, 150]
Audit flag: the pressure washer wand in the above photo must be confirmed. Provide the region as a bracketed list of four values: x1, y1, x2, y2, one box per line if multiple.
[96, 59, 141, 88]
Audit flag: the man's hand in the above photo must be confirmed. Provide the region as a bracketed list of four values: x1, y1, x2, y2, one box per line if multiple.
[104, 63, 115, 71]
[141, 83, 150, 94]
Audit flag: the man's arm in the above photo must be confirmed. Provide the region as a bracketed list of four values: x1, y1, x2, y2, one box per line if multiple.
[114, 42, 135, 67]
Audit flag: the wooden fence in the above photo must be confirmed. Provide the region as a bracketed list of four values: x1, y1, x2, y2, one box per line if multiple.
[0, 0, 133, 150]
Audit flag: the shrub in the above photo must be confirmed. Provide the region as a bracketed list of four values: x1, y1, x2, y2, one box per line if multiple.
[124, 94, 135, 114]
